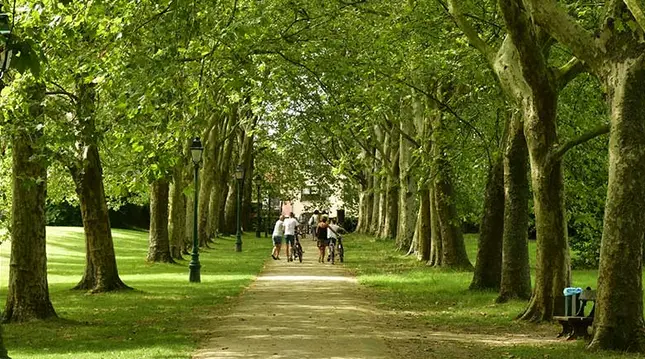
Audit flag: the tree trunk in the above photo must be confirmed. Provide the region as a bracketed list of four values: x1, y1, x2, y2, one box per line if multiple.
[197, 123, 218, 246]
[169, 177, 186, 260]
[242, 156, 254, 230]
[416, 188, 431, 262]
[588, 57, 645, 351]
[3, 84, 57, 322]
[497, 113, 532, 302]
[71, 81, 129, 293]
[428, 187, 442, 267]
[214, 131, 235, 235]
[397, 118, 418, 250]
[147, 178, 174, 263]
[470, 155, 504, 291]
[369, 162, 381, 235]
[383, 132, 400, 240]
[432, 112, 473, 270]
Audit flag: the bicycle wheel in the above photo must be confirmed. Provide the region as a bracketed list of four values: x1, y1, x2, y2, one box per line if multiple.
[298, 244, 303, 263]
[328, 243, 334, 262]
[338, 243, 344, 263]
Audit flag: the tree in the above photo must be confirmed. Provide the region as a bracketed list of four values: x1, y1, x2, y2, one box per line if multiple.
[3, 80, 57, 323]
[524, 0, 645, 350]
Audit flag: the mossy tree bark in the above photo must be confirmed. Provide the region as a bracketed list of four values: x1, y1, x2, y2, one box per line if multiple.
[416, 188, 431, 262]
[498, 0, 573, 321]
[428, 187, 442, 267]
[147, 178, 174, 263]
[214, 127, 235, 235]
[383, 124, 400, 240]
[197, 119, 219, 246]
[3, 83, 57, 323]
[430, 98, 473, 270]
[470, 154, 504, 291]
[497, 113, 532, 302]
[70, 81, 130, 293]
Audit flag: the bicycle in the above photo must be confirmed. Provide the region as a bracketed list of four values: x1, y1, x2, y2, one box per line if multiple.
[327, 236, 344, 264]
[291, 231, 303, 263]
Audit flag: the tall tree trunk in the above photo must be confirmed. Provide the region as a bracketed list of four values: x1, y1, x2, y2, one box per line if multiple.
[3, 84, 56, 322]
[416, 188, 431, 262]
[197, 123, 218, 246]
[147, 178, 174, 263]
[215, 139, 234, 235]
[383, 128, 400, 240]
[589, 57, 645, 351]
[432, 110, 473, 270]
[397, 118, 418, 250]
[242, 156, 254, 230]
[428, 187, 442, 267]
[498, 0, 569, 320]
[183, 159, 195, 254]
[169, 175, 186, 260]
[369, 162, 381, 235]
[497, 113, 532, 302]
[71, 81, 129, 293]
[470, 155, 504, 290]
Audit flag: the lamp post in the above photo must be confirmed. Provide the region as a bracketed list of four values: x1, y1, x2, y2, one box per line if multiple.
[255, 174, 261, 238]
[189, 137, 204, 283]
[0, 3, 13, 81]
[235, 165, 244, 252]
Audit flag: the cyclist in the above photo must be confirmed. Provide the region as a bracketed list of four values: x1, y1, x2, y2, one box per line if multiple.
[271, 215, 285, 260]
[283, 212, 299, 262]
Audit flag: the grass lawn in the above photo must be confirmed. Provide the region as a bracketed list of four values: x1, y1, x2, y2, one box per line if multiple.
[0, 227, 272, 359]
[343, 233, 643, 359]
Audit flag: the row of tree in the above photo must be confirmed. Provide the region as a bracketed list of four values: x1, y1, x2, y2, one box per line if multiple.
[0, 0, 644, 356]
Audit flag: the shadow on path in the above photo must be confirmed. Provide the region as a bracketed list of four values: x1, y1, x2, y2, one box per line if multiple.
[192, 239, 391, 359]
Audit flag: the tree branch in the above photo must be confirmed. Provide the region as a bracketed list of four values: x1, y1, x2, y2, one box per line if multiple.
[555, 57, 587, 91]
[550, 124, 610, 162]
[624, 0, 645, 31]
[523, 0, 604, 71]
[445, 0, 495, 65]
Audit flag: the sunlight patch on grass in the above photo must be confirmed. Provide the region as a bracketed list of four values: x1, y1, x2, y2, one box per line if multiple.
[1, 227, 271, 359]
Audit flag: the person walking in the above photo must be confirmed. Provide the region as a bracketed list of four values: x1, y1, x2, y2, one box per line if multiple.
[327, 217, 345, 264]
[316, 216, 339, 263]
[308, 210, 320, 240]
[271, 215, 285, 260]
[283, 212, 299, 262]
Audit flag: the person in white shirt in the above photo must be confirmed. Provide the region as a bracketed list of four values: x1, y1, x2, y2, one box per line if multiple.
[271, 215, 285, 260]
[283, 212, 300, 262]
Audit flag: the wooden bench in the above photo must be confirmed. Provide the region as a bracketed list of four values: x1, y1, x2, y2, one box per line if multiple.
[554, 289, 596, 340]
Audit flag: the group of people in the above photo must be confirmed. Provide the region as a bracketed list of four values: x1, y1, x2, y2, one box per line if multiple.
[271, 209, 344, 263]
[271, 213, 300, 262]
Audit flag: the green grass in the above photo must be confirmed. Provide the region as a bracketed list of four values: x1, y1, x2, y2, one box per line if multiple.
[343, 233, 644, 359]
[0, 227, 272, 359]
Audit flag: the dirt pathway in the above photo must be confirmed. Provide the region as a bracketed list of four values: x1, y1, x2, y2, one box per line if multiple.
[193, 238, 391, 359]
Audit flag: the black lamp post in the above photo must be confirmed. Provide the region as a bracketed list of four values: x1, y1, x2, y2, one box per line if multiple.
[189, 137, 204, 283]
[235, 165, 244, 252]
[255, 174, 262, 238]
[0, 3, 13, 81]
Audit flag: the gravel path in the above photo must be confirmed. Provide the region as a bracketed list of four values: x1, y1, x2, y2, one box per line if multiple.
[193, 238, 391, 359]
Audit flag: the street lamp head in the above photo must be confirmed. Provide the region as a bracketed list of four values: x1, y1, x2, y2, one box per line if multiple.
[190, 137, 203, 165]
[235, 165, 244, 181]
[254, 173, 262, 183]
